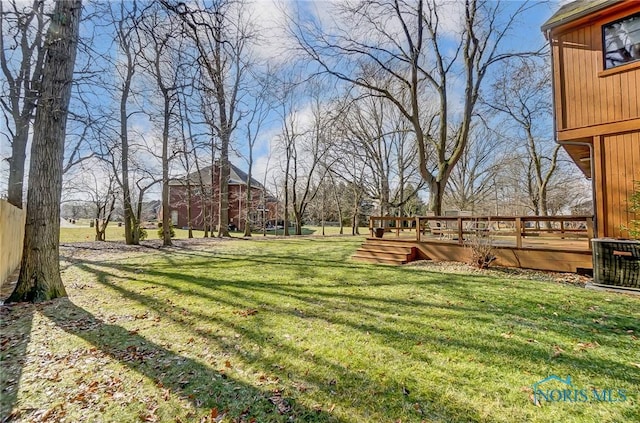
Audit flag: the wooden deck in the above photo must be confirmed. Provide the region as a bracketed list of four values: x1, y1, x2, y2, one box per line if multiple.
[352, 216, 594, 273]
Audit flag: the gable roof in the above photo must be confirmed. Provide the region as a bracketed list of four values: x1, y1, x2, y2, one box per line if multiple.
[169, 162, 264, 189]
[541, 0, 625, 32]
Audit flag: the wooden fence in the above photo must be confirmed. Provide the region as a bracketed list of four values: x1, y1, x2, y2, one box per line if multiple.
[1, 200, 25, 287]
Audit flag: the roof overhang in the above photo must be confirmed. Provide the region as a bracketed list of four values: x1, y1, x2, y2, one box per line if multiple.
[558, 140, 593, 178]
[541, 0, 626, 33]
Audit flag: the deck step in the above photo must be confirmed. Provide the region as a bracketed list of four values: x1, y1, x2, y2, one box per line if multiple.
[350, 255, 408, 265]
[351, 241, 416, 265]
[352, 250, 411, 261]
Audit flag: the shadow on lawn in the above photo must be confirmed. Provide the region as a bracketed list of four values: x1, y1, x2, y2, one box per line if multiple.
[69, 258, 640, 421]
[46, 299, 342, 422]
[0, 304, 34, 419]
[71, 261, 500, 422]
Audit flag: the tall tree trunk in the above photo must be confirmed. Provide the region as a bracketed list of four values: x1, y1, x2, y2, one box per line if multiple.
[186, 181, 193, 238]
[284, 167, 290, 236]
[428, 180, 446, 215]
[116, 0, 137, 245]
[7, 127, 28, 208]
[243, 151, 253, 237]
[161, 96, 172, 246]
[121, 98, 134, 244]
[217, 150, 230, 237]
[7, 0, 82, 303]
[2, 0, 46, 208]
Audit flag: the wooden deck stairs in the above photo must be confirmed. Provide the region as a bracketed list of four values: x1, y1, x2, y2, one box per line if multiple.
[351, 238, 417, 265]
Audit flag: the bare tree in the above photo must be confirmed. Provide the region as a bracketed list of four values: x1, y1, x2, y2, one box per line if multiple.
[334, 91, 422, 217]
[0, 0, 47, 207]
[241, 80, 271, 237]
[163, 0, 252, 238]
[289, 90, 332, 235]
[288, 0, 540, 214]
[274, 77, 301, 236]
[7, 0, 82, 303]
[110, 0, 141, 244]
[64, 160, 118, 241]
[137, 4, 186, 246]
[445, 124, 502, 213]
[485, 57, 560, 217]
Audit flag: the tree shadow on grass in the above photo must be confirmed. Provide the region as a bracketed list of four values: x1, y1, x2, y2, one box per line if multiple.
[0, 303, 34, 419]
[1, 298, 343, 423]
[71, 259, 640, 420]
[70, 265, 499, 422]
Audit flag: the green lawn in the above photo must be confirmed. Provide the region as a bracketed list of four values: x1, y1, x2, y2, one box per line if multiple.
[59, 224, 352, 243]
[1, 238, 638, 422]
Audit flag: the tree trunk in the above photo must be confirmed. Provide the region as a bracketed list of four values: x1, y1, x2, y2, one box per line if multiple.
[217, 152, 230, 237]
[428, 180, 446, 216]
[2, 0, 46, 208]
[120, 85, 134, 243]
[7, 126, 28, 208]
[284, 171, 290, 237]
[7, 0, 82, 303]
[186, 181, 193, 238]
[161, 95, 172, 246]
[294, 212, 303, 236]
[243, 152, 253, 237]
[118, 1, 136, 245]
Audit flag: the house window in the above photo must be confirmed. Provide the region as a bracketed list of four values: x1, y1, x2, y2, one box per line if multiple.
[603, 12, 640, 70]
[171, 210, 178, 226]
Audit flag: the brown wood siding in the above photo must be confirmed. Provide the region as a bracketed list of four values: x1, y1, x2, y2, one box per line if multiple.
[600, 131, 640, 238]
[551, 4, 640, 134]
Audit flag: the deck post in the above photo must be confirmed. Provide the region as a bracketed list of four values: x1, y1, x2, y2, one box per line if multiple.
[416, 216, 420, 241]
[515, 217, 522, 248]
[457, 217, 463, 245]
[586, 217, 594, 250]
[369, 217, 374, 237]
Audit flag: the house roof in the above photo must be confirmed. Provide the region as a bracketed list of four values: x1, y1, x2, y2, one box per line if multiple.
[169, 162, 264, 189]
[541, 0, 625, 32]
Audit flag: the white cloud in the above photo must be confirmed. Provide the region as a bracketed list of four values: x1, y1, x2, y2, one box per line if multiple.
[246, 0, 299, 65]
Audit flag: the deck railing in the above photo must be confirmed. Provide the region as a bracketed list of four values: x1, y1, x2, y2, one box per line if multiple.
[369, 215, 594, 250]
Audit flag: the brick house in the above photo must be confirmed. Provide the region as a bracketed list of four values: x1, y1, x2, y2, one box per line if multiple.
[167, 162, 277, 231]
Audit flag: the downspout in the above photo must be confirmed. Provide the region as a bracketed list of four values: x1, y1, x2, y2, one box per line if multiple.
[546, 28, 598, 238]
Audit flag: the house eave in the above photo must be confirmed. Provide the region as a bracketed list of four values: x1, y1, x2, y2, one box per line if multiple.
[541, 0, 625, 32]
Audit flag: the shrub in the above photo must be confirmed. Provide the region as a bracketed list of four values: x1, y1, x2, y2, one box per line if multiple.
[465, 232, 496, 269]
[127, 227, 147, 241]
[157, 224, 175, 239]
[621, 181, 640, 239]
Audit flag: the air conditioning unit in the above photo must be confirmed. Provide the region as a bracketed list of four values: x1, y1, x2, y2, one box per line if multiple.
[591, 239, 640, 289]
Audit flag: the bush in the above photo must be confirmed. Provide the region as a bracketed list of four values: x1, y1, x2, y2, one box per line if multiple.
[465, 233, 496, 269]
[157, 224, 175, 239]
[621, 181, 640, 239]
[126, 227, 147, 241]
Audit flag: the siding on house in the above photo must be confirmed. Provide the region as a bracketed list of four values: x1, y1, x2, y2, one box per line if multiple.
[544, 0, 640, 238]
[550, 3, 640, 136]
[595, 131, 640, 238]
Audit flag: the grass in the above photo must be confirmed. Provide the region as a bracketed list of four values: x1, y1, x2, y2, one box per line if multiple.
[59, 224, 352, 243]
[1, 237, 639, 422]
